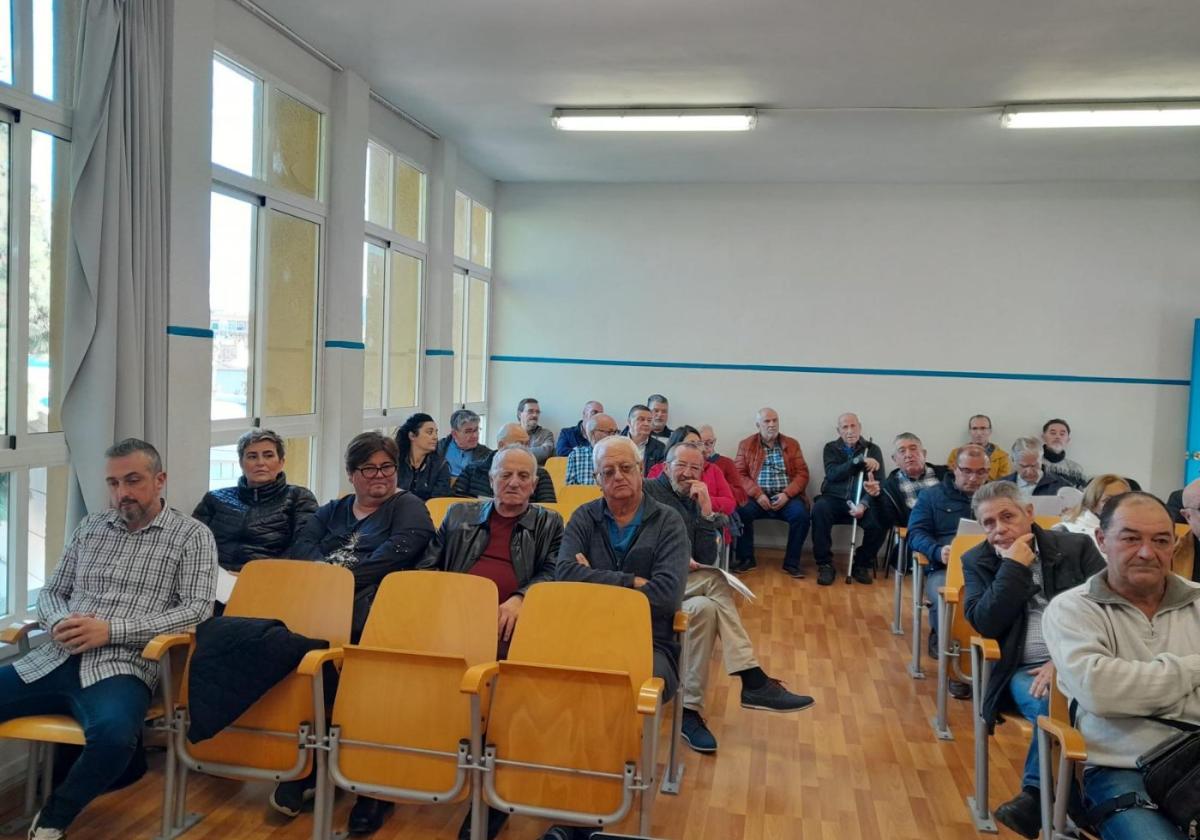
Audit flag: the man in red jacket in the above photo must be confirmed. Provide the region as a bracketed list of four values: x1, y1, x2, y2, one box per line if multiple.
[732, 408, 811, 577]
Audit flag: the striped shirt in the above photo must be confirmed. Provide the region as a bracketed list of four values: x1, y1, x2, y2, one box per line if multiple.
[15, 505, 217, 690]
[565, 444, 597, 486]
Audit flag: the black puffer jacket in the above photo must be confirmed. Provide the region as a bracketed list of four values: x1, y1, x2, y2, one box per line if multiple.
[193, 474, 318, 571]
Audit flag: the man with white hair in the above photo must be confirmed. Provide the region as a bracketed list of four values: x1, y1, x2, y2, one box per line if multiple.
[455, 423, 557, 502]
[999, 437, 1072, 500]
[810, 412, 886, 586]
[564, 413, 620, 485]
[1173, 477, 1200, 582]
[555, 400, 604, 457]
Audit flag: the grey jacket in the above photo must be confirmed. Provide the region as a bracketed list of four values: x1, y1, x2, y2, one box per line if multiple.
[642, 475, 718, 567]
[1043, 570, 1200, 768]
[555, 494, 688, 665]
[527, 426, 556, 464]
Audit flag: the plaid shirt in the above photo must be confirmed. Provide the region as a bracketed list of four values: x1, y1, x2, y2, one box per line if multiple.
[15, 505, 217, 690]
[756, 444, 788, 495]
[565, 444, 597, 485]
[896, 467, 941, 511]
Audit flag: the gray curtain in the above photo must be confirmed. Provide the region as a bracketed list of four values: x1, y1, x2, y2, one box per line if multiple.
[62, 0, 168, 518]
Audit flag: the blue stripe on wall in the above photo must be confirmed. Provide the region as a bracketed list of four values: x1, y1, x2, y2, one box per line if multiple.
[425, 348, 455, 357]
[325, 340, 366, 350]
[166, 325, 214, 339]
[489, 354, 1189, 388]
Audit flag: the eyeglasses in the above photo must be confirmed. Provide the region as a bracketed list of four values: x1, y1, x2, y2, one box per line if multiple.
[356, 462, 398, 478]
[699, 439, 716, 447]
[598, 463, 639, 479]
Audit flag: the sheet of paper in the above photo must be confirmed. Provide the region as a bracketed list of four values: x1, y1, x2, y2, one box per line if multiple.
[1032, 495, 1067, 517]
[717, 567, 756, 601]
[956, 518, 984, 536]
[215, 567, 238, 604]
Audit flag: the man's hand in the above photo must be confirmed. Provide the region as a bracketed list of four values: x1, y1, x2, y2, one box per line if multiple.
[864, 456, 881, 473]
[848, 502, 866, 519]
[863, 471, 880, 498]
[498, 595, 523, 642]
[1000, 533, 1037, 567]
[575, 552, 591, 567]
[688, 558, 702, 572]
[688, 481, 713, 518]
[756, 494, 772, 511]
[1028, 661, 1055, 699]
[632, 576, 649, 588]
[52, 615, 110, 655]
[940, 546, 951, 565]
[770, 492, 790, 511]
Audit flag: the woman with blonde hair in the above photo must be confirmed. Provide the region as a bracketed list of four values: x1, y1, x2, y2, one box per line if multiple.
[1054, 473, 1131, 541]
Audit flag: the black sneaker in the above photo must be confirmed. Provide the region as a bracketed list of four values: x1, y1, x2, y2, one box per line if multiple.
[783, 566, 805, 579]
[994, 789, 1041, 838]
[348, 795, 394, 835]
[681, 710, 717, 753]
[927, 631, 939, 661]
[732, 558, 757, 574]
[458, 806, 509, 840]
[269, 774, 316, 817]
[740, 678, 815, 713]
[817, 565, 836, 586]
[851, 566, 873, 585]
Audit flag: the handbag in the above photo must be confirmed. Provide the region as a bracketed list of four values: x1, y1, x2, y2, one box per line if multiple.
[1136, 717, 1200, 838]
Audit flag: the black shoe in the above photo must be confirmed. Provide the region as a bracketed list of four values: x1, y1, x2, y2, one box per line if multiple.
[732, 557, 757, 574]
[927, 631, 938, 660]
[541, 828, 578, 840]
[268, 774, 316, 817]
[348, 796, 394, 835]
[458, 806, 509, 840]
[783, 566, 805, 579]
[994, 789, 1042, 839]
[948, 680, 972, 701]
[740, 678, 815, 712]
[851, 566, 873, 585]
[817, 565, 836, 586]
[681, 709, 718, 753]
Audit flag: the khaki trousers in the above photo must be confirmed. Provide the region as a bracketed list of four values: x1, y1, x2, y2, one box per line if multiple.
[681, 567, 758, 712]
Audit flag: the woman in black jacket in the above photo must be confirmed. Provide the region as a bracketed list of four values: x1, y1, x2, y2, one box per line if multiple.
[193, 429, 318, 572]
[394, 412, 452, 499]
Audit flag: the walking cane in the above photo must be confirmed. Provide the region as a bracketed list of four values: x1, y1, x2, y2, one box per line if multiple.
[844, 469, 867, 584]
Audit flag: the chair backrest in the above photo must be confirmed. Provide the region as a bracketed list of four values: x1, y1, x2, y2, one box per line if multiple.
[555, 484, 603, 521]
[426, 496, 466, 529]
[544, 456, 568, 493]
[946, 534, 987, 675]
[1176, 522, 1191, 540]
[331, 571, 498, 797]
[535, 501, 569, 521]
[1034, 515, 1062, 530]
[1173, 522, 1195, 581]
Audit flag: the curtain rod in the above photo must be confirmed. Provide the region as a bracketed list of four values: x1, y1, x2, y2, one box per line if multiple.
[232, 0, 440, 140]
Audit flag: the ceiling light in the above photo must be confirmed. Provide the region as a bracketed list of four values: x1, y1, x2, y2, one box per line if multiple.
[1001, 102, 1200, 129]
[551, 108, 757, 132]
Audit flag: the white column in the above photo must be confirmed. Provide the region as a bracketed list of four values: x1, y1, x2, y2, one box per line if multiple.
[423, 138, 458, 422]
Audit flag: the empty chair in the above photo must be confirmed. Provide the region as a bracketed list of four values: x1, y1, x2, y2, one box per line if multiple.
[544, 456, 568, 494]
[931, 533, 987, 741]
[554, 484, 603, 521]
[426, 496, 467, 529]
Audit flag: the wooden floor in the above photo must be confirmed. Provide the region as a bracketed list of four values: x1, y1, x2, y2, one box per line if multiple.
[1, 550, 1033, 839]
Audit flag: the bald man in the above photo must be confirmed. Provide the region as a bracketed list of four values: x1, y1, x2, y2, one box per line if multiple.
[1173, 478, 1200, 582]
[455, 423, 557, 503]
[556, 400, 604, 456]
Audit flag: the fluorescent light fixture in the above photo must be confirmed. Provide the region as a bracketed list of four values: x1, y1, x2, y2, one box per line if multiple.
[551, 108, 757, 132]
[1001, 101, 1200, 129]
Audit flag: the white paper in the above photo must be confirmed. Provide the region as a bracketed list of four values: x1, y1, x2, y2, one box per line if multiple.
[693, 565, 757, 601]
[215, 567, 238, 604]
[956, 518, 985, 536]
[1032, 495, 1068, 517]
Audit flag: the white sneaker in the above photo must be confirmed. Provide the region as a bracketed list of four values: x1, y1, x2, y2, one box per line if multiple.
[28, 812, 66, 840]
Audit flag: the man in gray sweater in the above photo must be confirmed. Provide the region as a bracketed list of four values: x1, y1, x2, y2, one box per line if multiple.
[1043, 492, 1200, 840]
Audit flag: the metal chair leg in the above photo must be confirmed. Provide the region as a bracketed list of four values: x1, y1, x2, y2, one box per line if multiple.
[908, 556, 926, 679]
[967, 646, 997, 832]
[890, 534, 905, 636]
[931, 597, 953, 740]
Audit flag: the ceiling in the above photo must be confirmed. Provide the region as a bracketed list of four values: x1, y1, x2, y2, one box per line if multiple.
[257, 0, 1200, 183]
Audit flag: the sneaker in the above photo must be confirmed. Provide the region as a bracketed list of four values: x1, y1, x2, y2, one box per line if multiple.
[927, 631, 939, 660]
[948, 680, 972, 701]
[680, 710, 718, 753]
[851, 566, 873, 585]
[783, 566, 805, 579]
[732, 558, 757, 574]
[348, 795, 394, 835]
[28, 814, 65, 840]
[269, 776, 316, 818]
[740, 678, 815, 713]
[994, 789, 1042, 839]
[817, 565, 836, 586]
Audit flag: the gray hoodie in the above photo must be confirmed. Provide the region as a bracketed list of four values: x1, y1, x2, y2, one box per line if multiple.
[1043, 570, 1200, 768]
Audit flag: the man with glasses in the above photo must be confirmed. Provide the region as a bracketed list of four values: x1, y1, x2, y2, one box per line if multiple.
[947, 414, 1011, 481]
[697, 425, 747, 507]
[1173, 478, 1200, 582]
[908, 444, 990, 698]
[455, 423, 557, 502]
[564, 413, 620, 485]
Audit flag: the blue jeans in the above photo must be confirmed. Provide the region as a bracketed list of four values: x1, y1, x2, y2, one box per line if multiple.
[735, 498, 811, 571]
[925, 567, 946, 635]
[1082, 766, 1183, 840]
[0, 657, 150, 830]
[1007, 666, 1050, 790]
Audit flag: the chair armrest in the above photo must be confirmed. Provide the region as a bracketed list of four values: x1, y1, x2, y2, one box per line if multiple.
[461, 662, 501, 695]
[1037, 714, 1088, 761]
[637, 677, 664, 716]
[0, 621, 39, 646]
[970, 636, 1001, 661]
[297, 647, 344, 676]
[897, 527, 908, 538]
[938, 584, 961, 604]
[914, 551, 929, 567]
[142, 633, 192, 661]
[673, 611, 689, 633]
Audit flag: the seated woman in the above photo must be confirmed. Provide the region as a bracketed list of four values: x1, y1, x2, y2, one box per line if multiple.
[1055, 473, 1130, 543]
[395, 412, 453, 500]
[193, 428, 318, 572]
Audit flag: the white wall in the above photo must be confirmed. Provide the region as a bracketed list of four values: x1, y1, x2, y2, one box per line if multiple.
[490, 181, 1200, 496]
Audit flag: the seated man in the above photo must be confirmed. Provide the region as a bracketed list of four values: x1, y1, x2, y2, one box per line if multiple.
[0, 439, 217, 840]
[647, 393, 674, 445]
[645, 443, 813, 753]
[864, 432, 946, 531]
[1174, 478, 1200, 582]
[946, 414, 1011, 481]
[962, 481, 1105, 838]
[698, 424, 748, 508]
[908, 444, 990, 698]
[623, 404, 667, 475]
[1044, 492, 1200, 840]
[556, 435, 688, 702]
[437, 408, 494, 480]
[517, 397, 556, 464]
[1041, 418, 1087, 489]
[810, 413, 886, 586]
[732, 407, 811, 577]
[421, 445, 563, 840]
[455, 423, 557, 502]
[555, 400, 603, 457]
[999, 436, 1073, 499]
[564, 413, 619, 485]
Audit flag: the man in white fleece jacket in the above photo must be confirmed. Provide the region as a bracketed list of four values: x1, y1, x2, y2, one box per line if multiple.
[1043, 491, 1200, 840]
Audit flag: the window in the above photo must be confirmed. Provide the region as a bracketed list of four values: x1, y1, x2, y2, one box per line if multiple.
[362, 140, 426, 422]
[1, 0, 78, 621]
[209, 52, 325, 489]
[450, 192, 492, 421]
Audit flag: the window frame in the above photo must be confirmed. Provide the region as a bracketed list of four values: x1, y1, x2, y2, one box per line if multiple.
[450, 191, 492, 421]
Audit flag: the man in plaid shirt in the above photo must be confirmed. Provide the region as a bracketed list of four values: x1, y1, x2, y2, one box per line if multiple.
[0, 439, 216, 839]
[564, 413, 620, 485]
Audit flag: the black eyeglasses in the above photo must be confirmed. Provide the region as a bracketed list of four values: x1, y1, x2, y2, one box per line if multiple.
[356, 462, 397, 478]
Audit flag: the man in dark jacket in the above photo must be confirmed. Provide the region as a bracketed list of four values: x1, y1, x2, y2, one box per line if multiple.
[556, 435, 688, 700]
[962, 481, 1105, 838]
[437, 409, 493, 479]
[622, 404, 667, 475]
[809, 413, 886, 586]
[555, 400, 603, 456]
[864, 432, 947, 531]
[455, 424, 557, 503]
[1000, 437, 1072, 499]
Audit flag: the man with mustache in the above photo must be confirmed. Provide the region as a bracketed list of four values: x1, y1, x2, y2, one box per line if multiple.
[1041, 418, 1087, 489]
